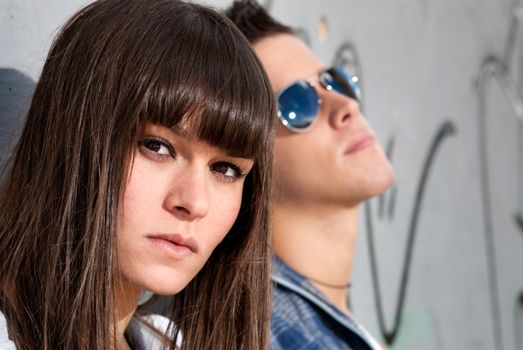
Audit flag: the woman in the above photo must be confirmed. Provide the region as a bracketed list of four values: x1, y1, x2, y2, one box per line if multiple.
[0, 0, 276, 349]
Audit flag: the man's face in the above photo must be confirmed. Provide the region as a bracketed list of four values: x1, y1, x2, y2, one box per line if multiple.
[253, 34, 394, 209]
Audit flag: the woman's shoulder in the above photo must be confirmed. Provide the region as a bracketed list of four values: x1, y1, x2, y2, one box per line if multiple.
[0, 311, 16, 349]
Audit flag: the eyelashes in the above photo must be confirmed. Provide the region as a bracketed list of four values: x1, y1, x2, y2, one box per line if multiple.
[137, 136, 248, 182]
[211, 162, 246, 182]
[138, 137, 175, 159]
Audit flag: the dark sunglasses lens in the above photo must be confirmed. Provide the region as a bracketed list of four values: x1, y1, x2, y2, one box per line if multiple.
[323, 67, 361, 101]
[278, 81, 319, 130]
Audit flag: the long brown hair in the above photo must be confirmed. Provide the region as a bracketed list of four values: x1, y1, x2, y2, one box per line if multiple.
[0, 0, 275, 349]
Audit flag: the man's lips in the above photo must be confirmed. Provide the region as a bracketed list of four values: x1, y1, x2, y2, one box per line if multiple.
[345, 135, 375, 154]
[147, 233, 199, 254]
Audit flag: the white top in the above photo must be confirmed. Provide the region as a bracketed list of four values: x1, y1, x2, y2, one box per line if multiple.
[0, 311, 177, 349]
[0, 311, 15, 349]
[129, 313, 181, 349]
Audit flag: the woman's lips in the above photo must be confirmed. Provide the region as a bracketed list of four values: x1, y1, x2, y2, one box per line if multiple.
[147, 233, 198, 258]
[345, 135, 375, 154]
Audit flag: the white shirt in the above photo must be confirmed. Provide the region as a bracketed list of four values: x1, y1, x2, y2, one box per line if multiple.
[0, 311, 16, 350]
[0, 311, 177, 350]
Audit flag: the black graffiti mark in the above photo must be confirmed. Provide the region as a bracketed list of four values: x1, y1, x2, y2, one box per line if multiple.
[515, 212, 523, 350]
[516, 213, 523, 233]
[504, 2, 523, 240]
[365, 120, 456, 345]
[515, 292, 523, 350]
[475, 55, 523, 350]
[476, 4, 523, 348]
[517, 205, 523, 348]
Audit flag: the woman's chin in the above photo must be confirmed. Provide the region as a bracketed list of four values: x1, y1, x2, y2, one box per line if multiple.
[128, 274, 192, 297]
[143, 282, 189, 296]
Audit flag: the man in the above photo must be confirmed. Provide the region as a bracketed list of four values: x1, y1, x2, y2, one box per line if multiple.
[226, 1, 395, 349]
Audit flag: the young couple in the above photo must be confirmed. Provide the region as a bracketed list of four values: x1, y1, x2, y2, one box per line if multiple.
[0, 0, 393, 349]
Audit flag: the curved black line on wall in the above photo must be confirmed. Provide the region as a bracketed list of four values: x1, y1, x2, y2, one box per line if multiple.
[475, 4, 523, 346]
[516, 213, 523, 233]
[475, 55, 523, 350]
[365, 120, 456, 345]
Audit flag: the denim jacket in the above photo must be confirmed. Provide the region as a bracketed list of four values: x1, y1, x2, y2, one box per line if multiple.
[271, 257, 383, 350]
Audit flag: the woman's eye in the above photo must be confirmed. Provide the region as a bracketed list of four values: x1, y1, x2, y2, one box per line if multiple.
[138, 137, 175, 159]
[212, 162, 243, 181]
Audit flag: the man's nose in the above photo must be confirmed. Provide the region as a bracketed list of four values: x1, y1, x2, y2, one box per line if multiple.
[322, 90, 362, 129]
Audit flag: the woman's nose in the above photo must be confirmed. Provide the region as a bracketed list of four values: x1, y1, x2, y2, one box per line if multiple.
[163, 164, 210, 221]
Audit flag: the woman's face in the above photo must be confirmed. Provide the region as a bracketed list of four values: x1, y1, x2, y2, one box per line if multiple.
[117, 123, 254, 295]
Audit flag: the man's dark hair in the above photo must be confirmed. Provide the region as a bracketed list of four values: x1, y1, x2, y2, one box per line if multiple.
[225, 0, 294, 44]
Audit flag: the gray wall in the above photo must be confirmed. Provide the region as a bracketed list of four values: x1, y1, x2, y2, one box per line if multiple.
[1, 0, 522, 349]
[244, 1, 521, 349]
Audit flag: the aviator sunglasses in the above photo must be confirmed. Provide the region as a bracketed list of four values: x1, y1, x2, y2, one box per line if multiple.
[277, 65, 361, 132]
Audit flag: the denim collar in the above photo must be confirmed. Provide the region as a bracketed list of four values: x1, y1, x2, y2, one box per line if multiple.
[271, 256, 383, 350]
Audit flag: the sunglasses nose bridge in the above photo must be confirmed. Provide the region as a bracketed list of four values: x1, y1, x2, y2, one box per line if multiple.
[306, 81, 324, 112]
[321, 67, 361, 102]
[317, 75, 332, 93]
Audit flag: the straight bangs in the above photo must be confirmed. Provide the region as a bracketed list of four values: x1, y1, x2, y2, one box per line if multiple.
[137, 3, 275, 159]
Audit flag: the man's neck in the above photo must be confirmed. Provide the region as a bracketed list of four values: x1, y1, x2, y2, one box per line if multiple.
[272, 201, 360, 313]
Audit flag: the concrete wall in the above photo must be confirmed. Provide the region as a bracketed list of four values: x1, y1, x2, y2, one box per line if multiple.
[1, 0, 522, 349]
